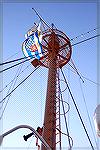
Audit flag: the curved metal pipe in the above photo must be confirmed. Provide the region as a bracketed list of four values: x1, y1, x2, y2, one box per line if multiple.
[0, 125, 51, 149]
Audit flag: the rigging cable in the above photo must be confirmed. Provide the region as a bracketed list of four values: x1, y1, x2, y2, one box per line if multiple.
[32, 8, 52, 30]
[59, 79, 72, 149]
[65, 59, 99, 147]
[52, 22, 99, 42]
[79, 78, 98, 148]
[0, 51, 47, 93]
[70, 27, 99, 41]
[65, 64, 100, 86]
[0, 26, 98, 64]
[70, 59, 84, 83]
[3, 50, 21, 62]
[60, 68, 95, 150]
[72, 34, 100, 46]
[56, 128, 73, 148]
[0, 32, 99, 72]
[65, 58, 99, 147]
[81, 75, 100, 86]
[0, 57, 32, 73]
[0, 51, 47, 73]
[0, 56, 47, 104]
[67, 60, 85, 84]
[0, 66, 40, 104]
[0, 56, 28, 66]
[0, 64, 31, 93]
[32, 6, 100, 43]
[0, 64, 23, 120]
[60, 100, 70, 115]
[0, 51, 47, 67]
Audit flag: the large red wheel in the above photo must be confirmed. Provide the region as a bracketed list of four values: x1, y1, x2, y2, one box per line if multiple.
[39, 28, 72, 68]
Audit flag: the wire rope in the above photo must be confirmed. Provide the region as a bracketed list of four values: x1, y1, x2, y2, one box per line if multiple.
[70, 27, 99, 41]
[32, 8, 52, 30]
[65, 58, 99, 145]
[0, 64, 23, 119]
[70, 59, 84, 83]
[1, 64, 23, 106]
[60, 100, 70, 115]
[0, 53, 48, 105]
[3, 50, 21, 62]
[72, 34, 100, 46]
[0, 50, 47, 67]
[56, 128, 73, 148]
[64, 62, 100, 143]
[67, 60, 85, 86]
[0, 52, 48, 94]
[1, 32, 99, 73]
[81, 75, 100, 86]
[0, 51, 47, 74]
[0, 66, 40, 104]
[67, 56, 100, 86]
[0, 58, 32, 73]
[65, 64, 100, 86]
[59, 79, 68, 93]
[79, 78, 98, 148]
[2, 10, 99, 149]
[32, 8, 100, 42]
[0, 64, 31, 93]
[53, 22, 99, 43]
[60, 68, 95, 150]
[59, 80, 72, 149]
[0, 56, 28, 66]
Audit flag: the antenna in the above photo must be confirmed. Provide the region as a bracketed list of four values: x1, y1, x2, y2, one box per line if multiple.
[32, 8, 52, 29]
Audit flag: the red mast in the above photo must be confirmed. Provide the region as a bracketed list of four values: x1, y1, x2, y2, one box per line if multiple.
[40, 25, 72, 149]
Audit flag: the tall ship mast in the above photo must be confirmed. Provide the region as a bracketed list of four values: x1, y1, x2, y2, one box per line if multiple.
[40, 24, 72, 149]
[1, 7, 100, 150]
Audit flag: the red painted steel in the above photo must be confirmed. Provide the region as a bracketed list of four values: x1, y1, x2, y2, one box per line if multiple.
[40, 28, 72, 149]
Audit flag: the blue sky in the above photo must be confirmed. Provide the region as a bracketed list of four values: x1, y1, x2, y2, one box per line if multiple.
[1, 1, 100, 150]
